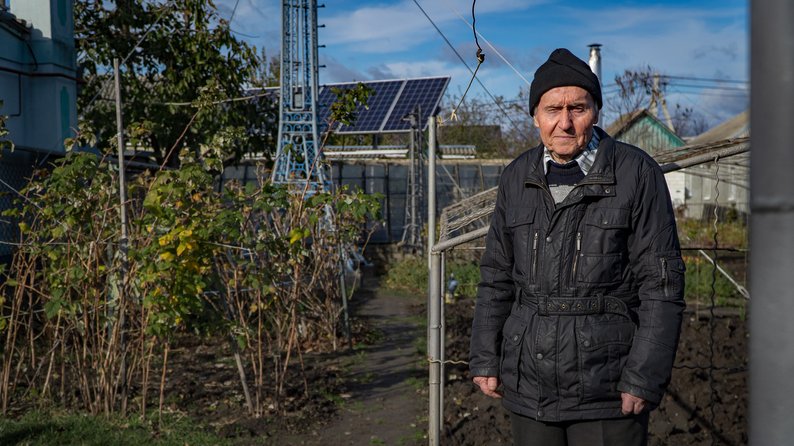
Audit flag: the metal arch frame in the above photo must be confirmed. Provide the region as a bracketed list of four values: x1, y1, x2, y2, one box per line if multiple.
[271, 0, 327, 190]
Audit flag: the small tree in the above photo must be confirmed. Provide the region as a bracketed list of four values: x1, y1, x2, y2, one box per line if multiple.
[75, 0, 270, 166]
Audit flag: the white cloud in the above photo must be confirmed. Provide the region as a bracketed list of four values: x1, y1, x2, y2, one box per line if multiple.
[569, 7, 748, 82]
[321, 0, 545, 53]
[214, 0, 282, 49]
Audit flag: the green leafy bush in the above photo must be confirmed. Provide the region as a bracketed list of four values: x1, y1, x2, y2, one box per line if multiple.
[384, 255, 480, 298]
[684, 256, 745, 308]
[678, 218, 747, 250]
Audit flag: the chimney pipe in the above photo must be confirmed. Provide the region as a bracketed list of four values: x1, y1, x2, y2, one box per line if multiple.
[588, 43, 602, 86]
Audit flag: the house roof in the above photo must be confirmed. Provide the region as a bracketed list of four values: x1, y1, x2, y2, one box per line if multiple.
[0, 7, 30, 37]
[688, 110, 749, 144]
[605, 108, 685, 153]
[606, 108, 681, 141]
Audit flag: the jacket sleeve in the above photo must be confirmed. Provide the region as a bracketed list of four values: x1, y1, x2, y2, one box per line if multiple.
[469, 176, 516, 377]
[617, 162, 686, 405]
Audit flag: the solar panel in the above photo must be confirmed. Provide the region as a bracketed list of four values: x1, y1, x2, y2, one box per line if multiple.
[255, 76, 450, 135]
[381, 77, 449, 132]
[318, 76, 449, 134]
[333, 80, 403, 133]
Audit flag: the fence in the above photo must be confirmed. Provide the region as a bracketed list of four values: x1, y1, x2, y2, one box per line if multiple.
[221, 159, 508, 244]
[0, 149, 44, 262]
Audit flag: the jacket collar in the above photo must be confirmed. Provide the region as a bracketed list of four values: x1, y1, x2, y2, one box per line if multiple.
[524, 126, 615, 187]
[580, 126, 615, 185]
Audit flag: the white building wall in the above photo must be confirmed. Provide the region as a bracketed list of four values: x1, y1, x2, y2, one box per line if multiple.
[664, 171, 687, 209]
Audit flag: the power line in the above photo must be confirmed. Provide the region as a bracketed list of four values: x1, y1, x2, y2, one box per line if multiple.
[83, 0, 178, 114]
[439, 0, 531, 87]
[665, 75, 748, 85]
[228, 0, 241, 25]
[604, 73, 748, 90]
[668, 83, 749, 92]
[667, 87, 748, 99]
[409, 0, 530, 139]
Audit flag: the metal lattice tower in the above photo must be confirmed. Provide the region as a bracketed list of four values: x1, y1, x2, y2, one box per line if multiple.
[271, 0, 326, 189]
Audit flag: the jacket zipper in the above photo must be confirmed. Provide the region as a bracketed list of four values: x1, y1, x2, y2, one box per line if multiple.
[523, 178, 556, 210]
[571, 232, 582, 285]
[531, 231, 539, 283]
[661, 257, 669, 298]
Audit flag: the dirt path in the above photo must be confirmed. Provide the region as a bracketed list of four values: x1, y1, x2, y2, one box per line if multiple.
[273, 275, 427, 445]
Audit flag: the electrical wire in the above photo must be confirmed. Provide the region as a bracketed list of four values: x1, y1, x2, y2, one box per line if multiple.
[708, 157, 720, 446]
[158, 90, 271, 107]
[409, 0, 529, 140]
[667, 87, 748, 99]
[665, 75, 748, 85]
[83, 0, 178, 113]
[668, 83, 748, 92]
[440, 0, 531, 87]
[228, 0, 241, 25]
[446, 0, 484, 122]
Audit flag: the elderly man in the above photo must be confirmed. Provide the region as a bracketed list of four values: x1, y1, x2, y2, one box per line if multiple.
[469, 48, 685, 446]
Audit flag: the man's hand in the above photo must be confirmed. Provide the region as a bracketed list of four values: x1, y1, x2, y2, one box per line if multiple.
[621, 392, 646, 415]
[473, 376, 502, 399]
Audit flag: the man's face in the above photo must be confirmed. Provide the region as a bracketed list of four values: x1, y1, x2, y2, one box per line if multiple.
[533, 86, 599, 163]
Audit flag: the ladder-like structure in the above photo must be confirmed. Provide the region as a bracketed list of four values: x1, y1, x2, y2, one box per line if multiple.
[271, 0, 326, 189]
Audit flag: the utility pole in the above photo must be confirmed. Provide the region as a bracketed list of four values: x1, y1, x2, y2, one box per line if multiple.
[649, 73, 675, 131]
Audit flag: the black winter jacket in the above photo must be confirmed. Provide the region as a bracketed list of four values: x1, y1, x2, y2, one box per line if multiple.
[469, 127, 685, 422]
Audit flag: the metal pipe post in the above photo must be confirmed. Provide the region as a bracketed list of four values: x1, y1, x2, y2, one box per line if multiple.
[428, 252, 442, 445]
[409, 115, 417, 246]
[113, 58, 130, 416]
[428, 116, 437, 266]
[439, 251, 446, 435]
[750, 2, 794, 444]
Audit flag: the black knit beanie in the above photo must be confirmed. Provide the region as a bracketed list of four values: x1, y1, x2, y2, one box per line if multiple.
[529, 48, 602, 116]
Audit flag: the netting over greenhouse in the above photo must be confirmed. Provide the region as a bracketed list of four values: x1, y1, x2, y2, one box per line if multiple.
[436, 136, 750, 248]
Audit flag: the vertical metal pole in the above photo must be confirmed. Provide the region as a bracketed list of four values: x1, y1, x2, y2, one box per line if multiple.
[428, 116, 437, 267]
[439, 251, 446, 436]
[417, 106, 425, 254]
[113, 58, 129, 416]
[428, 115, 442, 441]
[339, 243, 352, 350]
[428, 252, 442, 446]
[750, 2, 794, 444]
[409, 115, 417, 247]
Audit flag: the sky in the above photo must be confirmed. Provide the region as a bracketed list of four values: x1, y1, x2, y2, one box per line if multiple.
[214, 0, 749, 129]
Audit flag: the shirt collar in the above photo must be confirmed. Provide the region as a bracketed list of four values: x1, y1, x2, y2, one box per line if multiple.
[542, 130, 600, 176]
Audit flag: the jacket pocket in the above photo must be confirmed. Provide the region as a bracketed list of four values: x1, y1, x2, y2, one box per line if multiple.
[499, 314, 528, 394]
[576, 208, 631, 285]
[659, 254, 686, 299]
[583, 207, 630, 254]
[576, 315, 635, 403]
[505, 208, 538, 285]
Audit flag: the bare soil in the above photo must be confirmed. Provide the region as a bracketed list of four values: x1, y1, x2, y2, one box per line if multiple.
[441, 299, 748, 446]
[161, 274, 747, 446]
[161, 270, 428, 445]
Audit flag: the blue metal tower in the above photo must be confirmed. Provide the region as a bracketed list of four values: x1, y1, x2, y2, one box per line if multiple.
[271, 0, 326, 189]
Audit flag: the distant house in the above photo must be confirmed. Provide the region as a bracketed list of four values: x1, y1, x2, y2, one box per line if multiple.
[606, 108, 688, 208]
[683, 110, 750, 220]
[0, 0, 77, 261]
